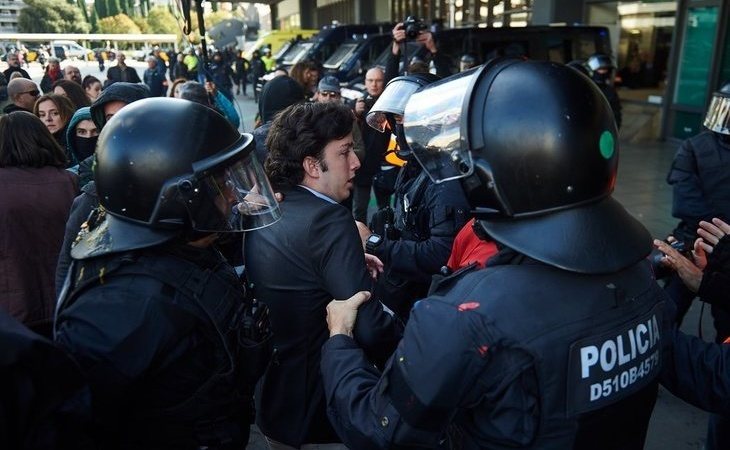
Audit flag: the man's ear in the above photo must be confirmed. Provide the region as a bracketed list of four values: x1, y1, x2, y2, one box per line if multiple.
[302, 156, 320, 178]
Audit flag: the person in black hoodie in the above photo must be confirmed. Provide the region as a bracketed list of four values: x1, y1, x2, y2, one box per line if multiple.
[252, 75, 304, 161]
[55, 82, 149, 296]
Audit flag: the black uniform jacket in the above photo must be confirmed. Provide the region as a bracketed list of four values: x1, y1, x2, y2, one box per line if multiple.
[321, 252, 670, 449]
[662, 328, 730, 415]
[244, 186, 402, 446]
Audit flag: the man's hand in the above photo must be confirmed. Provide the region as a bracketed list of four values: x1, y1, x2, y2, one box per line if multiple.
[654, 239, 704, 292]
[364, 254, 384, 280]
[417, 31, 438, 54]
[392, 22, 406, 44]
[326, 291, 371, 338]
[355, 98, 366, 117]
[697, 218, 730, 253]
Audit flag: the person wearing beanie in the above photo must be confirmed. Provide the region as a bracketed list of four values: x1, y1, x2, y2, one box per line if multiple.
[252, 75, 305, 160]
[89, 82, 150, 129]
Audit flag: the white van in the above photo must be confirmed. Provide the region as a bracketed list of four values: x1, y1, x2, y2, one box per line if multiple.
[51, 40, 91, 61]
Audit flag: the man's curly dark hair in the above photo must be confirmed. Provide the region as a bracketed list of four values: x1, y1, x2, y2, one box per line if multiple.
[264, 102, 354, 191]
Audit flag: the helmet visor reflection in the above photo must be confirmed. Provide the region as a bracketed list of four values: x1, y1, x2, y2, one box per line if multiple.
[189, 151, 281, 232]
[403, 69, 476, 183]
[366, 78, 425, 132]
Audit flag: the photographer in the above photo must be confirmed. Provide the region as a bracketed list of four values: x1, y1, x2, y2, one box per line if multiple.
[385, 19, 452, 82]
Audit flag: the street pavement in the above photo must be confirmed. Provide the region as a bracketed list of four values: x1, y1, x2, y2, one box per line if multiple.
[8, 58, 715, 449]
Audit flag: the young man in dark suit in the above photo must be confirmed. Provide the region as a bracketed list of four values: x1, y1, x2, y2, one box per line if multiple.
[244, 102, 402, 450]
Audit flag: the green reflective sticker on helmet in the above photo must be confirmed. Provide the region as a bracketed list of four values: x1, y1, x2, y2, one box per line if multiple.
[599, 131, 615, 159]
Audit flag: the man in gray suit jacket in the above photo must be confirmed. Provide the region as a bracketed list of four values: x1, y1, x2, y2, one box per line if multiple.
[244, 101, 402, 449]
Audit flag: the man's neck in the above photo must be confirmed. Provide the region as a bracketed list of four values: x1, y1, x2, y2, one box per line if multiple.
[298, 183, 337, 204]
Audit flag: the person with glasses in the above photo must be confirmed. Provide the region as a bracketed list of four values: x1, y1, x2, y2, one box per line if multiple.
[4, 78, 40, 114]
[313, 75, 341, 103]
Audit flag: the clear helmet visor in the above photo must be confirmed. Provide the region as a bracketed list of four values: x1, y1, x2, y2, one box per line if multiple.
[185, 150, 281, 232]
[704, 94, 730, 135]
[403, 69, 477, 183]
[366, 78, 425, 132]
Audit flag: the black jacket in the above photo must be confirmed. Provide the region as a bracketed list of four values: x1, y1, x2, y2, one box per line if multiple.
[244, 187, 402, 446]
[55, 243, 254, 449]
[370, 163, 470, 318]
[0, 308, 87, 450]
[667, 131, 730, 245]
[55, 181, 98, 297]
[322, 251, 670, 449]
[105, 65, 141, 87]
[661, 327, 730, 416]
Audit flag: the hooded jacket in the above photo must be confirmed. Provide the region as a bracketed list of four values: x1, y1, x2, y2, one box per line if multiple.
[90, 82, 150, 129]
[253, 76, 303, 160]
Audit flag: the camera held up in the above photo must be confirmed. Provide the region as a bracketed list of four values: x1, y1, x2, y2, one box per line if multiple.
[404, 16, 427, 40]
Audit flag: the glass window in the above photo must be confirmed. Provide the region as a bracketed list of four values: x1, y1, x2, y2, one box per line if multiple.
[588, 1, 677, 102]
[673, 6, 719, 106]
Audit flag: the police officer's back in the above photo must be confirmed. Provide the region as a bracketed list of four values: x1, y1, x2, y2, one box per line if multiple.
[54, 98, 280, 449]
[320, 60, 671, 449]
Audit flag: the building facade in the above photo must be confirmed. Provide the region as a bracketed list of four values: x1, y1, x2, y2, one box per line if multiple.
[269, 0, 730, 141]
[0, 0, 25, 32]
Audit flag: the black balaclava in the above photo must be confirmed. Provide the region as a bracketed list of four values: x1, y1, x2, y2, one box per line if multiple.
[73, 135, 99, 161]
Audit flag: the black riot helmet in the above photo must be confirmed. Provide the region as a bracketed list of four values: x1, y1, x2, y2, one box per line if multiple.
[366, 72, 439, 158]
[586, 53, 615, 85]
[703, 81, 730, 136]
[401, 59, 651, 274]
[72, 98, 280, 259]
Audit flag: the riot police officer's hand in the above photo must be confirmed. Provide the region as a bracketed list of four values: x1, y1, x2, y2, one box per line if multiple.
[364, 254, 384, 280]
[355, 221, 371, 250]
[326, 291, 371, 338]
[654, 238, 705, 292]
[697, 218, 730, 254]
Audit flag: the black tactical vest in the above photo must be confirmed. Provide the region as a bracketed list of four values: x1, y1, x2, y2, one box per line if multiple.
[429, 260, 669, 449]
[57, 249, 268, 449]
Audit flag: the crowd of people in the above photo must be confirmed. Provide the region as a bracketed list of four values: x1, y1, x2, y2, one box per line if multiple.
[2, 20, 730, 450]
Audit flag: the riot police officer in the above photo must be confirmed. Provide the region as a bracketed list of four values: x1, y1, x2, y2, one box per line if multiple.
[54, 98, 281, 449]
[360, 73, 470, 320]
[587, 53, 622, 128]
[321, 59, 671, 449]
[665, 80, 730, 450]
